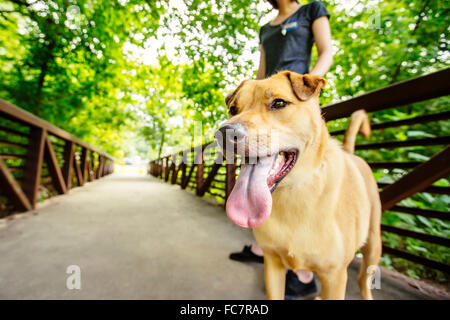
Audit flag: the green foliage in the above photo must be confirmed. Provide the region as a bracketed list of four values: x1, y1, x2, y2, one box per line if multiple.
[0, 0, 165, 157]
[0, 0, 449, 283]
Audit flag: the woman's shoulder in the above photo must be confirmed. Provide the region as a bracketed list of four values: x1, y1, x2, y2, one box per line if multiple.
[258, 21, 273, 41]
[260, 20, 270, 29]
[301, 1, 329, 20]
[302, 1, 327, 13]
[259, 22, 270, 34]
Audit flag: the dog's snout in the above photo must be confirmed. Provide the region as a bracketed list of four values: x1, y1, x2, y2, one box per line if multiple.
[215, 123, 247, 149]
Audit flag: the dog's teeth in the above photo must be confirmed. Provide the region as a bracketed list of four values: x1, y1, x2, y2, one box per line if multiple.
[275, 154, 283, 166]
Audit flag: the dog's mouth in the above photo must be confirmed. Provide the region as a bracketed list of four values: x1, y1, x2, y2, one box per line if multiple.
[226, 149, 298, 229]
[267, 150, 298, 193]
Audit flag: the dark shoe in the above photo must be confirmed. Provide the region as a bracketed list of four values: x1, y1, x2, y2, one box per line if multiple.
[229, 245, 264, 264]
[285, 270, 319, 300]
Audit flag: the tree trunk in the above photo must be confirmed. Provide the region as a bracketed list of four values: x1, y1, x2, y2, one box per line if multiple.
[33, 58, 49, 116]
[33, 35, 56, 115]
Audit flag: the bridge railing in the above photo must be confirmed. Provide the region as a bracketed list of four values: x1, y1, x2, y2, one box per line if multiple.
[0, 99, 114, 216]
[150, 68, 450, 276]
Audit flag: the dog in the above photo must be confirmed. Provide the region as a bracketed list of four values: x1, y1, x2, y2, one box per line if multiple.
[215, 71, 382, 300]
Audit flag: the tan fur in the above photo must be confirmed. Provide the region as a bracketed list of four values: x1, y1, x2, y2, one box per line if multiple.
[223, 71, 382, 300]
[343, 110, 371, 153]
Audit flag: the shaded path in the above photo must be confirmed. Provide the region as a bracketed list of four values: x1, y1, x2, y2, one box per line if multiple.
[0, 174, 433, 299]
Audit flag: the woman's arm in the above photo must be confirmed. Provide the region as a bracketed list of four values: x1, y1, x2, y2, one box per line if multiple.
[256, 45, 266, 80]
[310, 16, 333, 77]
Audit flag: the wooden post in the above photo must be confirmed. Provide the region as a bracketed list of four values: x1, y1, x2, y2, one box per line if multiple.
[182, 162, 196, 190]
[107, 160, 111, 175]
[44, 135, 67, 194]
[170, 155, 177, 184]
[97, 156, 105, 178]
[198, 163, 221, 197]
[103, 159, 108, 176]
[164, 157, 170, 182]
[155, 160, 160, 178]
[73, 152, 83, 186]
[0, 157, 32, 211]
[80, 147, 88, 185]
[22, 127, 45, 208]
[180, 162, 187, 187]
[62, 140, 74, 189]
[196, 148, 204, 196]
[380, 146, 450, 211]
[101, 157, 105, 177]
[87, 160, 94, 182]
[150, 161, 155, 176]
[95, 155, 100, 178]
[91, 152, 97, 180]
[178, 152, 186, 186]
[97, 155, 101, 178]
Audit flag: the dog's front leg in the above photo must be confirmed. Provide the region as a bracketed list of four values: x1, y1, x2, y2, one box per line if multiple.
[264, 253, 286, 300]
[317, 268, 348, 300]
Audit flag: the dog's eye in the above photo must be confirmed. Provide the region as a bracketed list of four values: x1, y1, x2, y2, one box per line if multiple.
[229, 106, 238, 116]
[270, 99, 289, 110]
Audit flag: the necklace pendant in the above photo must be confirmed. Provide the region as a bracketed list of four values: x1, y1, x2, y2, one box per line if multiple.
[281, 29, 287, 36]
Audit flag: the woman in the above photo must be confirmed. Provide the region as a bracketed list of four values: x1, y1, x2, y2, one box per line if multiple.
[230, 0, 333, 300]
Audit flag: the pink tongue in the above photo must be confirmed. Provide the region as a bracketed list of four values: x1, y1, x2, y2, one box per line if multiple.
[226, 155, 276, 228]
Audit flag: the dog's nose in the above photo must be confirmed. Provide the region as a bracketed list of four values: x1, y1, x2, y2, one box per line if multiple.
[215, 123, 247, 149]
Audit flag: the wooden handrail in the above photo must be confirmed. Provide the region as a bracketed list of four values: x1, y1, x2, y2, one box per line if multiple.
[330, 111, 450, 136]
[321, 67, 450, 121]
[0, 99, 113, 160]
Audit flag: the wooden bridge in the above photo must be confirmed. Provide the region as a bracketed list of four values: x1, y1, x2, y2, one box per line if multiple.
[0, 69, 449, 299]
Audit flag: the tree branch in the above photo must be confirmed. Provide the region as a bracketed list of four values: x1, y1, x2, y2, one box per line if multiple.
[389, 0, 431, 84]
[0, 9, 21, 13]
[0, 11, 12, 21]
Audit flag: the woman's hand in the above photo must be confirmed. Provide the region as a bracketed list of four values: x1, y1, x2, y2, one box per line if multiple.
[310, 16, 333, 77]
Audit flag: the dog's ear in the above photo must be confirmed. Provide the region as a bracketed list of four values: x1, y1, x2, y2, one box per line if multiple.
[286, 72, 326, 101]
[225, 80, 248, 107]
[224, 91, 235, 107]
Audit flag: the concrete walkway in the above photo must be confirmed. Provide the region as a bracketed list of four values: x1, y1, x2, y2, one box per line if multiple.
[0, 174, 434, 299]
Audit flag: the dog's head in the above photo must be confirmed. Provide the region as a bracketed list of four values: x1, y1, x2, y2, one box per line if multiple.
[215, 71, 327, 228]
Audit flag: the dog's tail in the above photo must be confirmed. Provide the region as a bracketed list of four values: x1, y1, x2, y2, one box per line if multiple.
[343, 110, 371, 154]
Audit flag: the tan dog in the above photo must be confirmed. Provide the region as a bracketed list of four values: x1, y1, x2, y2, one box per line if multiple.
[216, 71, 382, 300]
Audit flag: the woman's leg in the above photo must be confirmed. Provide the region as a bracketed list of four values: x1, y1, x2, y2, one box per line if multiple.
[252, 243, 314, 284]
[296, 270, 314, 283]
[250, 243, 264, 256]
